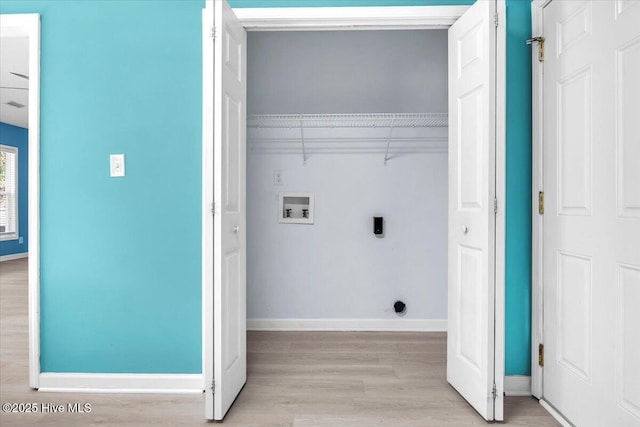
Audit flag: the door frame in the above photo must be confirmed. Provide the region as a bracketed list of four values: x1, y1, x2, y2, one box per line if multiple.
[530, 0, 548, 400]
[1, 13, 41, 389]
[202, 1, 506, 407]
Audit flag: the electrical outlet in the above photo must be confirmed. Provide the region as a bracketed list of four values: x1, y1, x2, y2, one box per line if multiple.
[110, 154, 125, 177]
[274, 170, 283, 186]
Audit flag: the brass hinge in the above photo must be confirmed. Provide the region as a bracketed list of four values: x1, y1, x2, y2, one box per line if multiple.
[538, 343, 544, 367]
[538, 191, 544, 215]
[526, 36, 545, 62]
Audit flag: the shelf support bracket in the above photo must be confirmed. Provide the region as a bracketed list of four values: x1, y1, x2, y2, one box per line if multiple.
[299, 117, 307, 165]
[384, 115, 396, 165]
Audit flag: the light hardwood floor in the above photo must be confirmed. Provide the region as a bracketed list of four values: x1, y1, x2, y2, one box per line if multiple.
[0, 258, 558, 426]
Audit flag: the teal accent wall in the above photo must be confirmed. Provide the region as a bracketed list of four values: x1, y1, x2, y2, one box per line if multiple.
[0, 0, 203, 373]
[504, 0, 532, 376]
[0, 123, 28, 256]
[1, 0, 532, 376]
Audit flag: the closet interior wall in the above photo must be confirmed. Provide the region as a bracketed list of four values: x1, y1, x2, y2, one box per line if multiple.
[246, 30, 449, 323]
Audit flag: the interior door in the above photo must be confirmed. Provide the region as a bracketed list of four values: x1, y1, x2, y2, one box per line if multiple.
[541, 1, 640, 426]
[447, 0, 503, 421]
[203, 0, 247, 421]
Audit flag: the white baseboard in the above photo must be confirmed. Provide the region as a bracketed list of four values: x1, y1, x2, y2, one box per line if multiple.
[0, 252, 28, 262]
[38, 373, 203, 394]
[247, 318, 447, 332]
[540, 399, 573, 427]
[504, 375, 531, 396]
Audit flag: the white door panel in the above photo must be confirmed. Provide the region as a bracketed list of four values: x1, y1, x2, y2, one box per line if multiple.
[204, 0, 247, 421]
[215, 0, 247, 418]
[542, 1, 640, 426]
[447, 0, 502, 421]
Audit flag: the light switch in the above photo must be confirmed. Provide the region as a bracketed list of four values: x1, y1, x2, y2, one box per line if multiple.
[110, 154, 125, 177]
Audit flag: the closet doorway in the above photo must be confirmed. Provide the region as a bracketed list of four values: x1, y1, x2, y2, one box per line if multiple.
[202, 0, 506, 422]
[246, 30, 449, 331]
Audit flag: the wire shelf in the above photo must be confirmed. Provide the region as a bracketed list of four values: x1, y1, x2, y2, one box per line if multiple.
[247, 113, 448, 129]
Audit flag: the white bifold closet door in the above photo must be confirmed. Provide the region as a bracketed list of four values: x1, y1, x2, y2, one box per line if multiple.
[447, 0, 503, 421]
[204, 0, 247, 421]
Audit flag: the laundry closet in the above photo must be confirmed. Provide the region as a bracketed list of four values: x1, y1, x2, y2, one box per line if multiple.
[245, 30, 449, 326]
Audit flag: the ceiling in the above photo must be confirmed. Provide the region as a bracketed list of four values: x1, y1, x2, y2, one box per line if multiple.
[0, 36, 29, 128]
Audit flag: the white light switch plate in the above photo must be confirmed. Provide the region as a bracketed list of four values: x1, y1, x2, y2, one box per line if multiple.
[110, 154, 125, 177]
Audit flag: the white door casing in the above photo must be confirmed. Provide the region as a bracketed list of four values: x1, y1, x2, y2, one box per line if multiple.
[203, 0, 247, 421]
[0, 13, 41, 390]
[447, 0, 504, 421]
[530, 1, 545, 400]
[540, 0, 640, 426]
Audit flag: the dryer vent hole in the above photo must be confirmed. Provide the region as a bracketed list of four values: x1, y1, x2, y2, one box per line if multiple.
[394, 300, 407, 316]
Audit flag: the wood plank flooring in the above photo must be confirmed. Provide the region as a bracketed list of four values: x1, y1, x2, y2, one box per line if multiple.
[0, 258, 558, 426]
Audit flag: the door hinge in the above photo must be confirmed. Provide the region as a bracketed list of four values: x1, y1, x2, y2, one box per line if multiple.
[526, 36, 545, 62]
[210, 26, 216, 40]
[211, 380, 215, 394]
[538, 191, 544, 215]
[210, 202, 216, 216]
[491, 383, 497, 400]
[494, 198, 498, 214]
[494, 12, 499, 28]
[538, 343, 544, 367]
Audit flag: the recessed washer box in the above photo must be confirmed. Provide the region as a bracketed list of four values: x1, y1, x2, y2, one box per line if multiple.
[278, 192, 314, 224]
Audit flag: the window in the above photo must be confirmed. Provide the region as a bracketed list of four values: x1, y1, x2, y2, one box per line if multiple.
[0, 145, 18, 240]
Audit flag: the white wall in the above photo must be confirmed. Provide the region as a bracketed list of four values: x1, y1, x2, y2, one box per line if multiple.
[247, 30, 448, 115]
[247, 151, 448, 320]
[246, 30, 448, 322]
